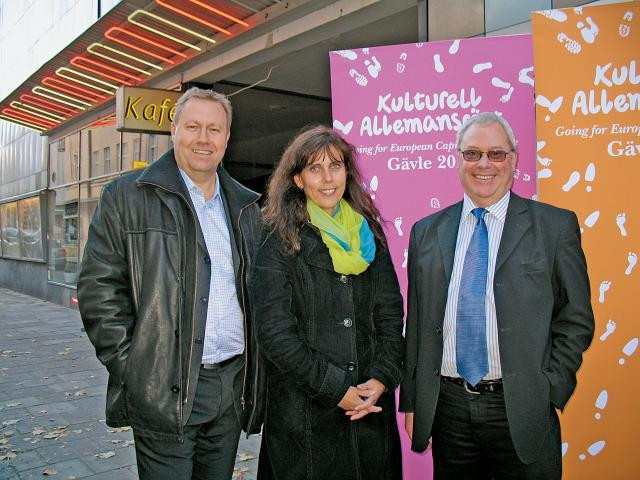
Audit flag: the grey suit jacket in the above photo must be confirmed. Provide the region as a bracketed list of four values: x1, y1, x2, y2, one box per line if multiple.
[399, 192, 594, 464]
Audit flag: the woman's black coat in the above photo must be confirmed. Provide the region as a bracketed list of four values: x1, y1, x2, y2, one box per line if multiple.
[250, 224, 405, 480]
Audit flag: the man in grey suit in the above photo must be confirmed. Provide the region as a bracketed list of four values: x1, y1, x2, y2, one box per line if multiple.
[400, 112, 594, 479]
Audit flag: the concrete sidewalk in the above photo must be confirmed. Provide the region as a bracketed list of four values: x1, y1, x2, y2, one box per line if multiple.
[0, 288, 260, 480]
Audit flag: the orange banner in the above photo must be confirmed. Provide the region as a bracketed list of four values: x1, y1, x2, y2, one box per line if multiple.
[532, 3, 639, 479]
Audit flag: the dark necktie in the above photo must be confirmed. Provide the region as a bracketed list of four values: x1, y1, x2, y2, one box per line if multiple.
[456, 207, 489, 386]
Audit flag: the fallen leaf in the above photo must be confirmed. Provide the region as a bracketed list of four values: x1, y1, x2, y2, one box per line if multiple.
[122, 440, 134, 447]
[32, 428, 46, 435]
[42, 467, 58, 475]
[73, 390, 86, 397]
[0, 451, 17, 461]
[68, 476, 77, 480]
[5, 402, 21, 408]
[72, 430, 82, 434]
[108, 426, 131, 433]
[237, 453, 255, 462]
[0, 438, 8, 445]
[110, 439, 123, 444]
[95, 451, 116, 459]
[2, 419, 19, 426]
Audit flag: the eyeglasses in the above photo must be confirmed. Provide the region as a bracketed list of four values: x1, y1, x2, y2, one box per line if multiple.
[458, 149, 514, 162]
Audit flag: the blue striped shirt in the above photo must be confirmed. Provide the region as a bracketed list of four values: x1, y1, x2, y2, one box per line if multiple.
[179, 169, 244, 364]
[441, 191, 510, 380]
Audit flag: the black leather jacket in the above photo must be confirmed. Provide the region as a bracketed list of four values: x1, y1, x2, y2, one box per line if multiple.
[78, 149, 263, 441]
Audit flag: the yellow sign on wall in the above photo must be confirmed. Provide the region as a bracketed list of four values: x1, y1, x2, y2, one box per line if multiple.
[116, 86, 181, 134]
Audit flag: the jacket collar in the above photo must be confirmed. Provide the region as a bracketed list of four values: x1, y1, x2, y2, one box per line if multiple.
[495, 192, 531, 272]
[300, 223, 335, 272]
[135, 148, 260, 210]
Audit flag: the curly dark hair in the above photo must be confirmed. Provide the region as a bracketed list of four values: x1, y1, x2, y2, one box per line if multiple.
[263, 125, 386, 255]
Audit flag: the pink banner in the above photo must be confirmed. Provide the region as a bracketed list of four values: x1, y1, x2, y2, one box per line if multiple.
[329, 35, 537, 479]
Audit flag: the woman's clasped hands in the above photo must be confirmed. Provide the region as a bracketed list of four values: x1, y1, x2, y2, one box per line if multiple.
[338, 378, 386, 420]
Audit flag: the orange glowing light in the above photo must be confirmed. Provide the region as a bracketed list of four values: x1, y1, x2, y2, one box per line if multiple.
[0, 114, 47, 131]
[188, 0, 249, 27]
[43, 77, 106, 102]
[10, 101, 66, 121]
[106, 27, 187, 62]
[70, 57, 136, 85]
[155, 0, 232, 36]
[20, 94, 78, 115]
[2, 108, 58, 128]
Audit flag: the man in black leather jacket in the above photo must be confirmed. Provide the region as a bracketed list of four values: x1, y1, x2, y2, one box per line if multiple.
[78, 87, 263, 479]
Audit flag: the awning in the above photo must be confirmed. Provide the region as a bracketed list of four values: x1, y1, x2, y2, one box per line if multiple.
[0, 0, 286, 135]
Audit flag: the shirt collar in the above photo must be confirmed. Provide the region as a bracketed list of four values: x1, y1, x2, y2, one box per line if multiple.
[462, 190, 510, 223]
[178, 168, 221, 202]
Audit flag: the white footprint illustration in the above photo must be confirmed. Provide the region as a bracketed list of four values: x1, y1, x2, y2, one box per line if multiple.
[578, 17, 599, 44]
[397, 52, 408, 74]
[579, 441, 605, 460]
[362, 48, 370, 55]
[449, 39, 460, 55]
[538, 168, 552, 180]
[562, 171, 581, 192]
[574, 7, 583, 15]
[585, 210, 600, 228]
[594, 390, 608, 420]
[523, 173, 531, 182]
[473, 62, 492, 74]
[557, 33, 582, 54]
[430, 197, 441, 209]
[584, 162, 595, 192]
[599, 320, 616, 341]
[500, 87, 514, 103]
[537, 156, 552, 167]
[433, 54, 444, 73]
[620, 11, 633, 37]
[513, 168, 521, 179]
[333, 119, 353, 135]
[562, 443, 569, 458]
[518, 66, 534, 86]
[335, 49, 358, 60]
[349, 68, 368, 87]
[616, 213, 627, 236]
[625, 252, 637, 275]
[369, 175, 378, 199]
[598, 280, 611, 303]
[364, 56, 382, 78]
[536, 95, 564, 121]
[402, 248, 408, 268]
[394, 217, 404, 237]
[540, 9, 568, 22]
[619, 338, 638, 364]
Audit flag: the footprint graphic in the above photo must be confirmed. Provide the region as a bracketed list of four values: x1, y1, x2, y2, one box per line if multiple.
[448, 39, 460, 55]
[362, 48, 370, 55]
[584, 210, 600, 229]
[397, 52, 408, 74]
[540, 9, 568, 22]
[577, 17, 599, 44]
[394, 217, 404, 237]
[518, 66, 534, 86]
[562, 443, 569, 458]
[415, 42, 424, 48]
[335, 49, 358, 60]
[402, 248, 408, 268]
[616, 213, 627, 236]
[619, 11, 633, 37]
[364, 56, 382, 78]
[430, 197, 441, 209]
[625, 252, 637, 275]
[349, 68, 368, 87]
[536, 95, 564, 122]
[537, 156, 552, 167]
[619, 338, 638, 365]
[433, 54, 444, 73]
[594, 390, 608, 420]
[333, 119, 354, 135]
[579, 441, 606, 460]
[574, 7, 583, 15]
[513, 168, 521, 179]
[536, 168, 553, 182]
[562, 171, 580, 191]
[599, 320, 616, 341]
[598, 280, 611, 303]
[523, 173, 531, 182]
[557, 33, 582, 54]
[369, 175, 378, 199]
[584, 162, 595, 191]
[473, 62, 492, 74]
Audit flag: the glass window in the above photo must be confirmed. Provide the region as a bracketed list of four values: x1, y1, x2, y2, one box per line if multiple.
[79, 176, 113, 265]
[81, 122, 121, 180]
[18, 196, 43, 260]
[49, 132, 80, 187]
[133, 137, 141, 164]
[121, 142, 128, 170]
[148, 134, 158, 163]
[47, 186, 79, 285]
[103, 146, 111, 174]
[428, 0, 484, 40]
[0, 202, 20, 257]
[91, 150, 99, 177]
[485, 0, 550, 33]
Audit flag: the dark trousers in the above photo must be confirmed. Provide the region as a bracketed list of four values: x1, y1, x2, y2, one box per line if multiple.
[133, 357, 244, 480]
[431, 377, 561, 480]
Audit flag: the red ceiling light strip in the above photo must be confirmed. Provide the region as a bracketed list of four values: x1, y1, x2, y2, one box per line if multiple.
[70, 57, 135, 85]
[50, 73, 110, 97]
[2, 108, 58, 128]
[19, 94, 79, 116]
[106, 27, 187, 62]
[187, 0, 250, 27]
[155, 0, 232, 36]
[42, 77, 106, 102]
[0, 114, 47, 131]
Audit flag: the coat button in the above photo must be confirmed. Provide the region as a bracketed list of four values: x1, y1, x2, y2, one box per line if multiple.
[339, 275, 348, 284]
[433, 368, 440, 376]
[342, 318, 353, 327]
[204, 256, 211, 264]
[200, 297, 208, 304]
[435, 327, 442, 335]
[346, 362, 356, 371]
[171, 385, 180, 393]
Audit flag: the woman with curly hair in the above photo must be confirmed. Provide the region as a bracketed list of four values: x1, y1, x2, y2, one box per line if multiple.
[251, 125, 404, 479]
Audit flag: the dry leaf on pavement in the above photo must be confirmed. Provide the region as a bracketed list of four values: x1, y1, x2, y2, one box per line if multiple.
[95, 451, 116, 459]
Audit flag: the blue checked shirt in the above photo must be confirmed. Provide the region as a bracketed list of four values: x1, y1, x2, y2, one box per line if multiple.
[179, 169, 245, 364]
[441, 190, 510, 381]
